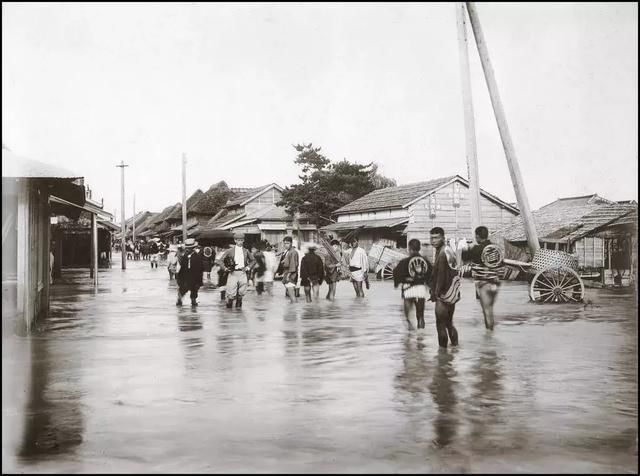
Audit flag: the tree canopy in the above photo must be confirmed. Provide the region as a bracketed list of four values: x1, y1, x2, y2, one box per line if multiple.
[277, 143, 397, 227]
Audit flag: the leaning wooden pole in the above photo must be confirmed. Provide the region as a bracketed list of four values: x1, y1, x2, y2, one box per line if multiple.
[466, 2, 540, 254]
[456, 2, 482, 233]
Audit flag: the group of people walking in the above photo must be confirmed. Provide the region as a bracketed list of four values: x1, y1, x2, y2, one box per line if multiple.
[393, 225, 503, 348]
[159, 225, 502, 350]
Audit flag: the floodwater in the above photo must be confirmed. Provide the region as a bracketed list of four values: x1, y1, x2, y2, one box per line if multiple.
[2, 254, 638, 473]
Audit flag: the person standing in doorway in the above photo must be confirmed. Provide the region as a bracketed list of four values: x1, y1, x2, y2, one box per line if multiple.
[279, 236, 300, 304]
[176, 238, 204, 307]
[394, 239, 432, 330]
[429, 227, 460, 348]
[460, 226, 503, 330]
[300, 244, 324, 302]
[348, 237, 370, 297]
[217, 233, 254, 308]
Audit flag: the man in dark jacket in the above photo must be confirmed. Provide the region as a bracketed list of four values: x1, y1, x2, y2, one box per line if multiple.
[429, 227, 459, 348]
[176, 238, 204, 307]
[300, 244, 324, 302]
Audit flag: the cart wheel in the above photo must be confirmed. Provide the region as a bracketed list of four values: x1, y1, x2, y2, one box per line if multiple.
[382, 263, 395, 281]
[529, 267, 584, 303]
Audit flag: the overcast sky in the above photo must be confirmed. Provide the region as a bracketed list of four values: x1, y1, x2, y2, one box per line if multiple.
[3, 2, 637, 218]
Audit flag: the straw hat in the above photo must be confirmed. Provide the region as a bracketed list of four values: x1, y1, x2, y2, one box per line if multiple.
[184, 238, 197, 248]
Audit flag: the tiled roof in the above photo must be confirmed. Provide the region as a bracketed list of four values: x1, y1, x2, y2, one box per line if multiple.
[225, 183, 280, 207]
[2, 148, 81, 179]
[245, 205, 289, 221]
[496, 197, 634, 242]
[322, 217, 409, 232]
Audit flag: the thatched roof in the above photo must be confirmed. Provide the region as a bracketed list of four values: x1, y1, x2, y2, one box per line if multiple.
[2, 147, 81, 179]
[496, 195, 635, 243]
[167, 190, 204, 220]
[151, 203, 180, 224]
[190, 181, 234, 215]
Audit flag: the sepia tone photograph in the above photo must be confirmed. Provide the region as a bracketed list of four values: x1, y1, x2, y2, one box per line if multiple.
[2, 2, 637, 473]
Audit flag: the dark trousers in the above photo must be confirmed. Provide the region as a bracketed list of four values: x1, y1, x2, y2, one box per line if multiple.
[435, 300, 458, 348]
[178, 281, 200, 302]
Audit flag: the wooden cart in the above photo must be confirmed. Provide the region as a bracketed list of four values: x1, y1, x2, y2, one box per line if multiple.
[368, 243, 408, 280]
[500, 248, 585, 303]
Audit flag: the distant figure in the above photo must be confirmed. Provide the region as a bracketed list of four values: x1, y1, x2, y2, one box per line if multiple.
[300, 244, 324, 302]
[134, 243, 141, 261]
[262, 244, 278, 296]
[176, 238, 204, 307]
[149, 239, 160, 268]
[429, 227, 460, 348]
[252, 245, 267, 295]
[461, 226, 503, 330]
[324, 239, 346, 301]
[167, 245, 179, 280]
[217, 233, 255, 309]
[393, 239, 432, 330]
[49, 249, 54, 285]
[278, 236, 299, 304]
[348, 236, 370, 297]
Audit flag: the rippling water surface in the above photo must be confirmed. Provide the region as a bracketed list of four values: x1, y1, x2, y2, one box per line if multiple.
[2, 256, 637, 473]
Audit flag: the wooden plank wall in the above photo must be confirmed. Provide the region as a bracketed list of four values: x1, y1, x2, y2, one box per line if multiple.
[574, 236, 604, 268]
[406, 182, 519, 261]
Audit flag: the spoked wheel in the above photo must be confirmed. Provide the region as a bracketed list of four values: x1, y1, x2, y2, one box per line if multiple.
[382, 263, 395, 280]
[529, 267, 584, 303]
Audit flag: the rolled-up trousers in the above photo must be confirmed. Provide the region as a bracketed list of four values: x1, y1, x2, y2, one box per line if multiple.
[226, 271, 248, 300]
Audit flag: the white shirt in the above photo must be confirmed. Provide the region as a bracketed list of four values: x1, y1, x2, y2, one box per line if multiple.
[234, 245, 245, 269]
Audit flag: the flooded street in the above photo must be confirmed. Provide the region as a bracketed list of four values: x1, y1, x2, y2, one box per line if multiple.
[3, 255, 638, 473]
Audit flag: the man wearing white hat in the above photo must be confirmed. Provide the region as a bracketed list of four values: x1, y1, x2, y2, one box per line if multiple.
[217, 232, 255, 308]
[176, 238, 204, 307]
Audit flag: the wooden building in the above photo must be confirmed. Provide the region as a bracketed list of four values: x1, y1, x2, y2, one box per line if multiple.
[2, 147, 99, 334]
[193, 183, 316, 249]
[494, 195, 638, 287]
[324, 175, 520, 260]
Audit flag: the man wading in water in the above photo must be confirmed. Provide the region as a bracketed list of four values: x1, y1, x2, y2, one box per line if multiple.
[429, 227, 460, 348]
[460, 226, 503, 330]
[348, 236, 370, 297]
[279, 236, 300, 304]
[394, 239, 432, 330]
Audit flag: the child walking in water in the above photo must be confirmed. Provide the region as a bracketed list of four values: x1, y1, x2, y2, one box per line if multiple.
[393, 239, 432, 330]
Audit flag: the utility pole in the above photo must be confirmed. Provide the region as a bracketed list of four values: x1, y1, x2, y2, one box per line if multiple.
[132, 193, 136, 243]
[182, 154, 187, 243]
[116, 160, 129, 269]
[456, 2, 482, 233]
[465, 2, 540, 254]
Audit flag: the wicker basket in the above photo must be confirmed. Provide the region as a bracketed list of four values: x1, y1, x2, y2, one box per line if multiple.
[531, 248, 579, 272]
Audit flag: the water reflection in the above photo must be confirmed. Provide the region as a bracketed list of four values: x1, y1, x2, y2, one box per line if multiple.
[18, 335, 84, 460]
[468, 346, 503, 452]
[428, 349, 459, 449]
[178, 310, 204, 370]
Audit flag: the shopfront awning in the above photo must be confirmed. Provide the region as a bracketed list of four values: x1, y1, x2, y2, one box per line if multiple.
[321, 217, 409, 232]
[49, 195, 112, 220]
[221, 218, 257, 230]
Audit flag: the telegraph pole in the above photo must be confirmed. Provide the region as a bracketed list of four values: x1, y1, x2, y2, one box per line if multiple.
[466, 2, 540, 254]
[456, 2, 482, 233]
[182, 154, 187, 243]
[116, 160, 129, 269]
[132, 193, 136, 243]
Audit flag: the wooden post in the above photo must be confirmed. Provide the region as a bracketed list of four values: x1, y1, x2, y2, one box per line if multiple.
[92, 214, 98, 286]
[465, 2, 540, 255]
[132, 194, 136, 243]
[116, 161, 128, 269]
[182, 154, 187, 243]
[456, 2, 482, 233]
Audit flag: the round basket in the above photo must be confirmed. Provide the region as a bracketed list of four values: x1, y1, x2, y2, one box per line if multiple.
[531, 248, 578, 272]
